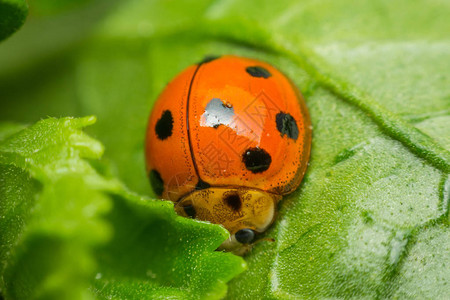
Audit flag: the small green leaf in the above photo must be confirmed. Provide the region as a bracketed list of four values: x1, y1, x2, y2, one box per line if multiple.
[0, 0, 27, 42]
[0, 117, 245, 299]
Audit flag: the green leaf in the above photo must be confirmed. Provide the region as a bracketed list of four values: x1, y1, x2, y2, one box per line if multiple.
[0, 0, 449, 299]
[0, 117, 245, 299]
[0, 0, 27, 42]
[391, 223, 449, 298]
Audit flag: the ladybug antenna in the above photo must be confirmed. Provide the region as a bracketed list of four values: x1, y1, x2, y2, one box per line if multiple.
[254, 237, 275, 245]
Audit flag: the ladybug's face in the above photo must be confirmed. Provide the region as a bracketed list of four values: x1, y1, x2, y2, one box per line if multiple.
[174, 187, 281, 253]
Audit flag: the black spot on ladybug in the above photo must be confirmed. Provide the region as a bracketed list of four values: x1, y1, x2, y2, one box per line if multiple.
[246, 66, 271, 78]
[155, 110, 173, 140]
[183, 204, 196, 218]
[276, 112, 299, 140]
[242, 147, 272, 173]
[200, 55, 221, 64]
[195, 179, 211, 190]
[149, 169, 164, 196]
[202, 98, 235, 128]
[223, 192, 242, 211]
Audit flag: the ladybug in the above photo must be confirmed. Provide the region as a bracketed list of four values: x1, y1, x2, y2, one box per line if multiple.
[145, 55, 311, 254]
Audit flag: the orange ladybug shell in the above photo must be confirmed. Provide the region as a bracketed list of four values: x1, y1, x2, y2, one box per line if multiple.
[145, 55, 311, 202]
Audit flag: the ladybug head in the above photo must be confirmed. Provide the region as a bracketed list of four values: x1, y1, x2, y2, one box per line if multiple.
[174, 187, 281, 254]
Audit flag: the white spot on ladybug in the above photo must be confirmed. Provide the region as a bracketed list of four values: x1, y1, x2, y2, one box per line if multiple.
[201, 98, 235, 128]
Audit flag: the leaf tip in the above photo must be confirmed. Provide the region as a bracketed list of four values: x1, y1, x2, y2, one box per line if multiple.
[81, 115, 97, 126]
